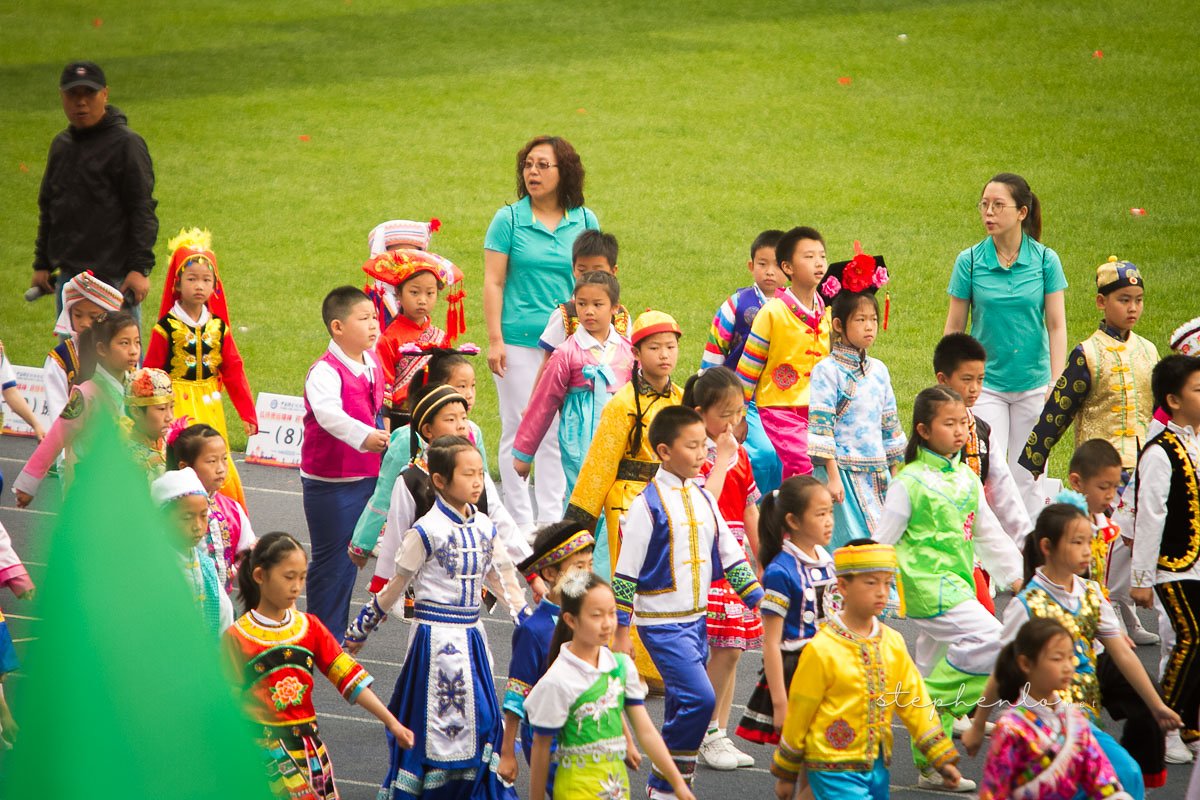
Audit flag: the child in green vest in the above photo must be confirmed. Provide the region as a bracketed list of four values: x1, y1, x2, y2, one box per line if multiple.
[875, 385, 1023, 792]
[524, 573, 693, 800]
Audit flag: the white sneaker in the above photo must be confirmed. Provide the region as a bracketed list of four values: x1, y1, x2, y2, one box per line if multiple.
[1130, 625, 1161, 646]
[723, 733, 755, 768]
[951, 715, 994, 737]
[1165, 731, 1194, 764]
[918, 767, 977, 792]
[697, 730, 739, 771]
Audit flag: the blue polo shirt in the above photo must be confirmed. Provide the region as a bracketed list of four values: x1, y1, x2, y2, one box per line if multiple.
[485, 196, 599, 348]
[947, 235, 1068, 393]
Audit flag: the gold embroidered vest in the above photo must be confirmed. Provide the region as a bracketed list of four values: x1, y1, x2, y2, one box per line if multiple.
[1019, 579, 1102, 720]
[1078, 328, 1157, 467]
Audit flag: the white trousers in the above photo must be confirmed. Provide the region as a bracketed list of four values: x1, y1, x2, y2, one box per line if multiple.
[493, 343, 566, 530]
[912, 599, 1005, 677]
[973, 385, 1048, 523]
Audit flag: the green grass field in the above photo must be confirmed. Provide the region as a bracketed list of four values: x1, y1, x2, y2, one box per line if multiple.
[3, 0, 1197, 478]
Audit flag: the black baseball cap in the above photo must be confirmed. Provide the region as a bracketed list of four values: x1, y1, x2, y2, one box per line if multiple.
[60, 61, 106, 91]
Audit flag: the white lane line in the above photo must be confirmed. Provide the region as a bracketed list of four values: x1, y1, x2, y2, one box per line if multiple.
[4, 613, 42, 622]
[244, 485, 302, 497]
[1, 506, 54, 516]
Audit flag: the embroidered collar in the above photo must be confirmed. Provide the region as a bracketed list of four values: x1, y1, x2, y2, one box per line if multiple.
[653, 467, 694, 491]
[915, 446, 962, 472]
[634, 372, 673, 399]
[775, 286, 824, 327]
[828, 613, 879, 642]
[436, 495, 476, 524]
[1097, 320, 1131, 342]
[831, 341, 869, 375]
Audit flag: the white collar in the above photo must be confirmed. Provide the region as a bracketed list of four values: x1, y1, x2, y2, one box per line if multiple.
[1166, 419, 1199, 440]
[93, 365, 126, 398]
[171, 301, 211, 327]
[653, 467, 693, 490]
[1034, 567, 1083, 596]
[781, 286, 820, 316]
[559, 642, 617, 674]
[572, 324, 620, 351]
[783, 540, 830, 565]
[328, 340, 375, 376]
[250, 608, 293, 628]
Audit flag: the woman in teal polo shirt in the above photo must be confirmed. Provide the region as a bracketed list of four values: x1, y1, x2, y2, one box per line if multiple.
[944, 172, 1068, 520]
[484, 135, 599, 530]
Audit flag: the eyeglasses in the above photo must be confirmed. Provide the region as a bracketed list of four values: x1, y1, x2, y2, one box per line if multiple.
[523, 160, 558, 172]
[978, 200, 1016, 213]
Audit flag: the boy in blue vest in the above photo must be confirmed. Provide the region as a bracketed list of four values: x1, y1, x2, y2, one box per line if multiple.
[499, 521, 598, 796]
[301, 286, 389, 640]
[701, 229, 785, 493]
[613, 406, 764, 799]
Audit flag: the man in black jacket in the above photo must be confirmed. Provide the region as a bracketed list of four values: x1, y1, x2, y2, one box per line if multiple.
[31, 61, 158, 321]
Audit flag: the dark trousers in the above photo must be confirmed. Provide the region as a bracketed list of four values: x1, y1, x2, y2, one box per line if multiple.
[302, 476, 376, 642]
[1098, 650, 1165, 787]
[1157, 579, 1200, 740]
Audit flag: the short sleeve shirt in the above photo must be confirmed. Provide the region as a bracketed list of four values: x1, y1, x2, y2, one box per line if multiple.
[947, 235, 1068, 393]
[484, 196, 599, 349]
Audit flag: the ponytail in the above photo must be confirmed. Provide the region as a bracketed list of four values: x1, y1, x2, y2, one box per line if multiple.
[993, 618, 1071, 703]
[757, 475, 826, 567]
[236, 532, 306, 614]
[985, 173, 1041, 242]
[681, 366, 741, 411]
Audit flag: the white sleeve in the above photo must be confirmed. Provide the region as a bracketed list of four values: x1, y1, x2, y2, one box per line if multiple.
[999, 596, 1030, 645]
[713, 494, 749, 570]
[43, 354, 69, 421]
[482, 515, 529, 622]
[536, 310, 566, 353]
[524, 661, 571, 730]
[218, 586, 235, 632]
[1131, 446, 1170, 588]
[1096, 594, 1122, 640]
[971, 488, 1024, 588]
[304, 361, 375, 450]
[0, 348, 16, 388]
[236, 504, 257, 553]
[982, 431, 1033, 547]
[377, 527, 426, 614]
[384, 473, 419, 552]
[874, 481, 913, 545]
[486, 474, 531, 561]
[614, 496, 653, 581]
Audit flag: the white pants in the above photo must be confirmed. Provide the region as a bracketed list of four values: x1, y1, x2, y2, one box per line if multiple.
[973, 385, 1047, 523]
[913, 600, 1005, 677]
[493, 343, 566, 530]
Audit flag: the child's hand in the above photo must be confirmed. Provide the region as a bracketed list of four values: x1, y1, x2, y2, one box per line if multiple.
[387, 718, 415, 749]
[774, 779, 796, 800]
[825, 473, 844, 504]
[343, 638, 365, 655]
[498, 749, 518, 783]
[1131, 587, 1155, 609]
[960, 722, 985, 758]
[613, 627, 633, 656]
[512, 458, 532, 480]
[32, 425, 45, 442]
[772, 699, 788, 732]
[938, 763, 963, 788]
[1009, 579, 1023, 594]
[528, 575, 548, 604]
[624, 744, 642, 770]
[348, 549, 369, 569]
[244, 420, 258, 437]
[13, 491, 32, 509]
[488, 341, 507, 377]
[363, 430, 390, 453]
[0, 701, 18, 747]
[716, 424, 738, 463]
[1153, 702, 1183, 731]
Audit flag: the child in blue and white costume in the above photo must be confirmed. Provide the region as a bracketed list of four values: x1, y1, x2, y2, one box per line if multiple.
[808, 249, 905, 548]
[346, 435, 529, 800]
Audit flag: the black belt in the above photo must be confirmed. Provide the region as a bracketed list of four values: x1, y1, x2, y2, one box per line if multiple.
[616, 459, 658, 483]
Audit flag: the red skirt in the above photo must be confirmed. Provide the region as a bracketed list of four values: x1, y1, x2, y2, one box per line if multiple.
[707, 578, 763, 650]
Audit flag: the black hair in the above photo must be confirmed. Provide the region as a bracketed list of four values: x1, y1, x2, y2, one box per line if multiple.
[681, 366, 742, 411]
[517, 135, 585, 211]
[426, 434, 477, 484]
[758, 475, 830, 566]
[321, 285, 371, 332]
[235, 531, 306, 614]
[1152, 354, 1200, 414]
[1023, 502, 1090, 584]
[529, 521, 596, 581]
[427, 352, 472, 387]
[933, 333, 988, 377]
[984, 173, 1042, 242]
[1069, 439, 1122, 480]
[775, 226, 824, 272]
[574, 270, 620, 305]
[994, 618, 1073, 703]
[572, 229, 618, 267]
[750, 229, 785, 261]
[166, 423, 225, 469]
[647, 405, 704, 452]
[547, 572, 612, 665]
[830, 292, 879, 345]
[78, 310, 138, 379]
[905, 385, 965, 463]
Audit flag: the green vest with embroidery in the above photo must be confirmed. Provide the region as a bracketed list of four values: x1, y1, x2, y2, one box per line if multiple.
[557, 654, 630, 764]
[894, 448, 981, 618]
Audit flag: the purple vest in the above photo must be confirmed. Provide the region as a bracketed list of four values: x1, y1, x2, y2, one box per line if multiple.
[724, 286, 767, 369]
[301, 350, 385, 479]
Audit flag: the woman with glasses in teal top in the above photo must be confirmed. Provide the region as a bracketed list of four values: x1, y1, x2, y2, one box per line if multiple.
[484, 136, 600, 532]
[944, 173, 1068, 521]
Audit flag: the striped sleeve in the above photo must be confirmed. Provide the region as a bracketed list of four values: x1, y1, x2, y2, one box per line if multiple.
[736, 307, 772, 402]
[701, 296, 738, 369]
